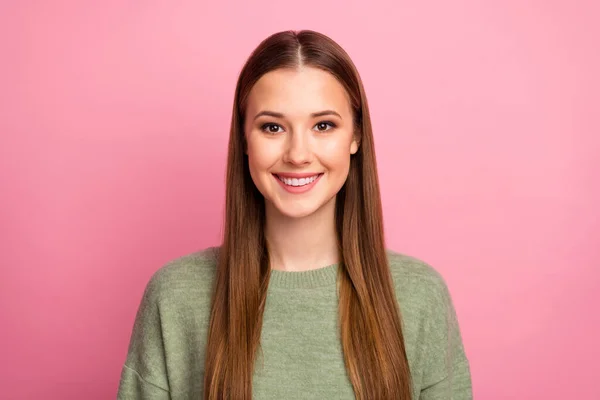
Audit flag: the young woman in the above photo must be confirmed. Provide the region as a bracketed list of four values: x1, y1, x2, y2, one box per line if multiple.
[117, 30, 472, 400]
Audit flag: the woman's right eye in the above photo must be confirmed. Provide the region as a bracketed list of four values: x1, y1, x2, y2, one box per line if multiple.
[261, 123, 284, 134]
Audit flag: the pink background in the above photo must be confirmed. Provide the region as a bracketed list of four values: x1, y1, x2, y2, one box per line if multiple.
[1, 1, 598, 399]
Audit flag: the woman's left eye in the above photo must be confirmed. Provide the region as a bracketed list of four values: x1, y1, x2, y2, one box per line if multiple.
[314, 121, 336, 132]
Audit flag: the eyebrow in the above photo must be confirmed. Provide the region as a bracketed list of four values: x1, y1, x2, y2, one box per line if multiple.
[253, 110, 342, 120]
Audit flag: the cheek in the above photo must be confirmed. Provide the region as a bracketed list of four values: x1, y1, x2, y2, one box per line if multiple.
[319, 136, 353, 170]
[246, 138, 274, 195]
[247, 136, 277, 171]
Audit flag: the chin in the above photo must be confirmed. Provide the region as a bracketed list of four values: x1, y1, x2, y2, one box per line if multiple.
[268, 199, 325, 220]
[276, 205, 320, 219]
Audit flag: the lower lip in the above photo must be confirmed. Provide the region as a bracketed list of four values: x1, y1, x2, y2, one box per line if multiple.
[274, 174, 323, 194]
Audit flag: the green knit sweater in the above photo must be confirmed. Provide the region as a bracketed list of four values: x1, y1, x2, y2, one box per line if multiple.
[117, 247, 472, 399]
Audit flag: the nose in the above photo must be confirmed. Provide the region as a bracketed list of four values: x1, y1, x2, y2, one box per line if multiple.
[283, 131, 313, 165]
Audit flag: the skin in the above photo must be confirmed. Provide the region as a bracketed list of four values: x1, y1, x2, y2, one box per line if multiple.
[244, 66, 359, 272]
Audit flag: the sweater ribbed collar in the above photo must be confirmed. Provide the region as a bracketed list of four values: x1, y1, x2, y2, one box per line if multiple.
[267, 263, 339, 289]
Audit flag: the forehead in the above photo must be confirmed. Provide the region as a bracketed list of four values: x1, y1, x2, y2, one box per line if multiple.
[245, 67, 352, 117]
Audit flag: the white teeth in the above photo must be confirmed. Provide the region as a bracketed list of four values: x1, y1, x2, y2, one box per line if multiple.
[277, 174, 320, 187]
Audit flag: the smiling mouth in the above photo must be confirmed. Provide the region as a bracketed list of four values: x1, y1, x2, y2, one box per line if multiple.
[274, 174, 323, 187]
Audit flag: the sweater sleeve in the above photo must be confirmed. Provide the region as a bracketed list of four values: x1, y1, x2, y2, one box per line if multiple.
[419, 274, 473, 400]
[117, 270, 171, 399]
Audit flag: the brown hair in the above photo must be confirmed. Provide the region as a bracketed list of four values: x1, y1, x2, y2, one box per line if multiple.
[203, 30, 412, 400]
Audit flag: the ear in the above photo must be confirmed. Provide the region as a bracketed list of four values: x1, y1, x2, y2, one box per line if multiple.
[350, 136, 360, 155]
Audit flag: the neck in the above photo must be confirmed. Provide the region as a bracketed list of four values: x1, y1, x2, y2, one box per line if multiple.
[264, 199, 339, 272]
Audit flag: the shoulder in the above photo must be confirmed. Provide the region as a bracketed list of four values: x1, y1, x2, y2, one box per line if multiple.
[386, 249, 447, 289]
[385, 249, 453, 312]
[142, 246, 220, 303]
[385, 250, 466, 354]
[386, 251, 472, 393]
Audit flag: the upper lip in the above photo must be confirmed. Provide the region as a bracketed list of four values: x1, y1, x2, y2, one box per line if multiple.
[273, 172, 323, 178]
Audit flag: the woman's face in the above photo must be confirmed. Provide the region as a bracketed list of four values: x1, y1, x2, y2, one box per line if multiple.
[244, 66, 359, 219]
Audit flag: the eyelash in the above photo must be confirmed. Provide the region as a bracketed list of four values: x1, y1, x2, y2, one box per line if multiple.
[260, 121, 337, 134]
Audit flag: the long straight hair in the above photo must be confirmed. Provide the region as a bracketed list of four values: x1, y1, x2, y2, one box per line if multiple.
[203, 30, 412, 400]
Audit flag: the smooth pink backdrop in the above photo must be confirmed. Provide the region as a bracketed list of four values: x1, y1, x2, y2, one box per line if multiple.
[1, 1, 598, 399]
